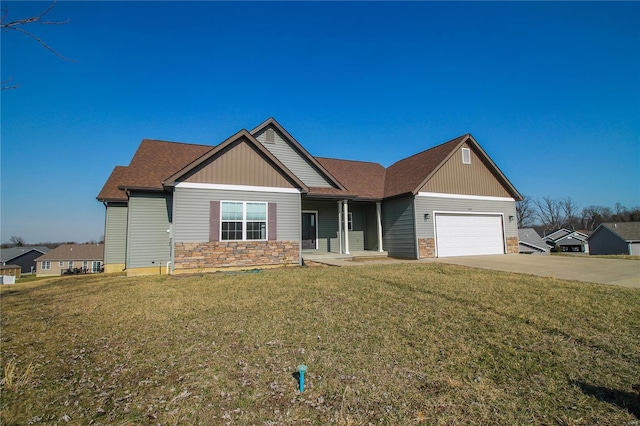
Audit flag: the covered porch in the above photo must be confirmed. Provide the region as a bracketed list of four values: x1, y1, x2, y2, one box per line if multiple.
[301, 197, 385, 257]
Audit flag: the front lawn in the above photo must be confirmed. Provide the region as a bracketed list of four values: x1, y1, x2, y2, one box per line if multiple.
[1, 264, 638, 425]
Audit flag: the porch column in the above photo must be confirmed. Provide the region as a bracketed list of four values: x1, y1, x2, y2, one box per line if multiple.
[376, 201, 384, 252]
[343, 200, 350, 254]
[337, 201, 343, 254]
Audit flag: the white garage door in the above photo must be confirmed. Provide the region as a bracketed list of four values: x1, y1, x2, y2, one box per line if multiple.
[435, 214, 505, 257]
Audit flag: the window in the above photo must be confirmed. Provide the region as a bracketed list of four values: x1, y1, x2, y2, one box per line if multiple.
[462, 148, 471, 164]
[83, 260, 88, 269]
[91, 261, 101, 273]
[59, 261, 64, 267]
[68, 261, 74, 269]
[340, 212, 353, 231]
[221, 201, 267, 241]
[42, 261, 50, 270]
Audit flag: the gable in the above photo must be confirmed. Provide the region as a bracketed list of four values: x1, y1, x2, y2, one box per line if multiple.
[180, 139, 295, 188]
[253, 124, 335, 188]
[419, 142, 511, 198]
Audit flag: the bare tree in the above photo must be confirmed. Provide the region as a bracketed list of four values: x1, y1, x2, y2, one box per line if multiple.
[1, 1, 73, 90]
[560, 196, 580, 230]
[534, 196, 563, 230]
[9, 236, 25, 247]
[516, 195, 535, 228]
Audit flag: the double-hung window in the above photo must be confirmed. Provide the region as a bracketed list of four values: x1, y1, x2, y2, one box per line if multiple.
[42, 261, 51, 270]
[221, 201, 267, 241]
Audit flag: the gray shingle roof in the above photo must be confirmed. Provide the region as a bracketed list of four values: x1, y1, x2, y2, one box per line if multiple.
[598, 222, 640, 242]
[518, 228, 548, 252]
[0, 246, 49, 263]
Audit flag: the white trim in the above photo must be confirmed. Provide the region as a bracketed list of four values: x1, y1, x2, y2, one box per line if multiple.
[337, 201, 343, 254]
[302, 210, 319, 250]
[376, 202, 383, 252]
[176, 182, 300, 194]
[519, 241, 549, 252]
[343, 200, 350, 255]
[417, 192, 514, 202]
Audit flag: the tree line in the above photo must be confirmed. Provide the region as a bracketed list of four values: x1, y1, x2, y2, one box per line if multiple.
[1, 236, 104, 249]
[516, 196, 640, 233]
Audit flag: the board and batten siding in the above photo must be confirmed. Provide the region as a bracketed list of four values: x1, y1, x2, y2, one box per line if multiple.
[126, 193, 172, 269]
[420, 143, 511, 198]
[382, 196, 417, 259]
[415, 194, 518, 240]
[104, 203, 128, 265]
[254, 126, 334, 188]
[173, 186, 300, 242]
[182, 140, 295, 189]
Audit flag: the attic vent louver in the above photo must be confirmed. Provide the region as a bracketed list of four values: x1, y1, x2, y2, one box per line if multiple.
[462, 147, 471, 164]
[265, 128, 275, 143]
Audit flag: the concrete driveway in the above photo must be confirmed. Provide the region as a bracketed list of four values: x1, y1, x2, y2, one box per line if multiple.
[432, 255, 640, 288]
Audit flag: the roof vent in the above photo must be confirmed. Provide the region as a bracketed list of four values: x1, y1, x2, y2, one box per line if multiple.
[265, 128, 275, 143]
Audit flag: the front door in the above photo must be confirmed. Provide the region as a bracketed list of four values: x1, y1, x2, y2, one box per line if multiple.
[302, 212, 317, 249]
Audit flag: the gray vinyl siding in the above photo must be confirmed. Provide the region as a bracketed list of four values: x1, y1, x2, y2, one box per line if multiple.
[382, 197, 417, 259]
[301, 201, 341, 252]
[347, 203, 372, 251]
[174, 187, 300, 242]
[127, 193, 172, 269]
[588, 228, 630, 255]
[415, 195, 517, 240]
[254, 127, 333, 188]
[630, 243, 640, 255]
[104, 203, 128, 264]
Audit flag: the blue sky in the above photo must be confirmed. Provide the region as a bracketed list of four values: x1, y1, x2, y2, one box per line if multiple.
[2, 1, 639, 243]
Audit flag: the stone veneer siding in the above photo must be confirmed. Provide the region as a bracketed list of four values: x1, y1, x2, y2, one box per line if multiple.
[418, 238, 435, 258]
[174, 241, 299, 270]
[420, 236, 518, 258]
[506, 236, 519, 254]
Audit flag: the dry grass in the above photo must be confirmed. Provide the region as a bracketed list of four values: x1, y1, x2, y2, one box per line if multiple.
[1, 264, 639, 425]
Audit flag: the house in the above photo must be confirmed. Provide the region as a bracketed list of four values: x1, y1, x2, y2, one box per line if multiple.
[97, 118, 522, 276]
[518, 228, 549, 255]
[542, 229, 589, 253]
[0, 246, 49, 274]
[587, 222, 640, 255]
[35, 244, 104, 276]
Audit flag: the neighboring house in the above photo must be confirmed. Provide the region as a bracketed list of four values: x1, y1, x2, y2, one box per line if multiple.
[0, 246, 49, 274]
[542, 229, 589, 253]
[587, 222, 640, 255]
[518, 228, 549, 255]
[97, 117, 522, 276]
[35, 244, 104, 277]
